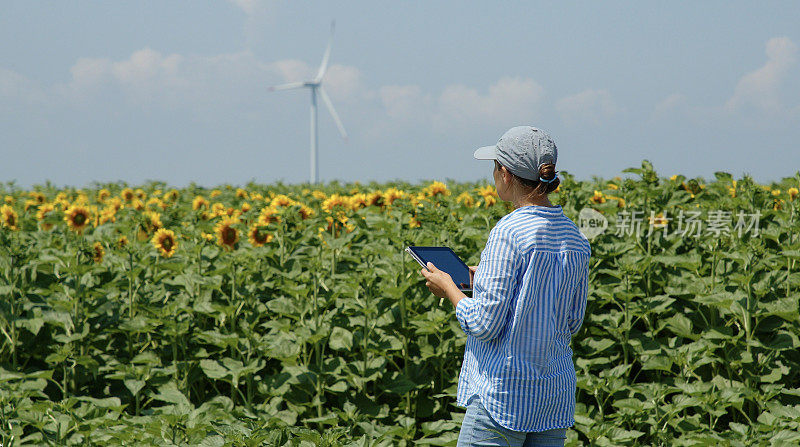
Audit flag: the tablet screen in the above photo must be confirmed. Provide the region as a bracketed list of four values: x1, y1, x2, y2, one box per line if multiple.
[407, 246, 471, 291]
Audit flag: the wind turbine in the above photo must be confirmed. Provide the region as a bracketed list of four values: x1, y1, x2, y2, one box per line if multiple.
[269, 21, 348, 184]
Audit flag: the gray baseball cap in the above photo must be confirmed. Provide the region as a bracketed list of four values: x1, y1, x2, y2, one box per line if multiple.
[473, 126, 558, 182]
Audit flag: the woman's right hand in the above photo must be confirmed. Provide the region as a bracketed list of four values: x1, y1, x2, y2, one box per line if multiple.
[469, 266, 478, 286]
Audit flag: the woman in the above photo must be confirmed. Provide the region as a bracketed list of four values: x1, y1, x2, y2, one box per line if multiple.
[420, 126, 591, 447]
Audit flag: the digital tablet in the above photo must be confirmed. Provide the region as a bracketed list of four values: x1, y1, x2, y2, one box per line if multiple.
[406, 246, 472, 291]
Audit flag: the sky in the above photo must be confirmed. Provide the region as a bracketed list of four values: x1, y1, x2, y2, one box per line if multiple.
[2, 1, 799, 188]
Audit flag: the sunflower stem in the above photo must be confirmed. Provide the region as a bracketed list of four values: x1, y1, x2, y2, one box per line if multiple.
[127, 250, 135, 359]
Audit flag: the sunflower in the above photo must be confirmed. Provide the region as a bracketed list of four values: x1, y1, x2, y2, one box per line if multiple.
[0, 205, 19, 231]
[425, 181, 450, 197]
[789, 187, 799, 201]
[236, 188, 248, 199]
[120, 188, 135, 202]
[226, 208, 242, 219]
[30, 191, 46, 203]
[22, 199, 37, 212]
[382, 188, 405, 205]
[605, 196, 626, 208]
[75, 191, 90, 204]
[312, 190, 327, 200]
[89, 205, 101, 228]
[456, 192, 475, 207]
[130, 199, 145, 211]
[271, 194, 295, 208]
[35, 203, 56, 231]
[117, 235, 129, 249]
[151, 228, 178, 258]
[590, 190, 606, 204]
[408, 214, 421, 228]
[682, 179, 702, 196]
[241, 202, 252, 213]
[146, 198, 163, 210]
[92, 242, 104, 263]
[201, 232, 214, 242]
[142, 211, 162, 234]
[324, 215, 354, 236]
[36, 203, 56, 220]
[476, 185, 497, 207]
[64, 205, 92, 233]
[214, 218, 240, 250]
[107, 197, 123, 212]
[211, 202, 226, 217]
[648, 213, 668, 228]
[210, 189, 222, 198]
[297, 204, 315, 220]
[3, 195, 14, 205]
[97, 189, 111, 202]
[98, 206, 117, 225]
[366, 191, 383, 207]
[348, 193, 368, 210]
[322, 194, 348, 213]
[258, 206, 280, 225]
[248, 224, 273, 247]
[192, 195, 209, 210]
[162, 189, 179, 202]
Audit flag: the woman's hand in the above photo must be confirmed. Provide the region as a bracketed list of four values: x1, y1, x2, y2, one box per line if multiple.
[420, 262, 468, 307]
[469, 266, 478, 287]
[421, 262, 456, 298]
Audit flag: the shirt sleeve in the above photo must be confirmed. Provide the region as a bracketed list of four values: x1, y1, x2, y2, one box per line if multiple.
[567, 255, 590, 335]
[455, 226, 521, 342]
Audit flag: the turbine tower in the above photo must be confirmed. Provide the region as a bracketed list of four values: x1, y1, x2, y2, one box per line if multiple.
[269, 21, 348, 184]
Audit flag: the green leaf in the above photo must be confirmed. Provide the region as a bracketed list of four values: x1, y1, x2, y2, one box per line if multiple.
[663, 314, 696, 340]
[123, 379, 145, 397]
[328, 327, 353, 351]
[17, 317, 44, 336]
[151, 382, 192, 407]
[199, 359, 229, 380]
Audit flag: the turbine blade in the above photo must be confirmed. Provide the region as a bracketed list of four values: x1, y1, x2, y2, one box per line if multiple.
[314, 21, 335, 83]
[268, 82, 305, 92]
[319, 86, 348, 141]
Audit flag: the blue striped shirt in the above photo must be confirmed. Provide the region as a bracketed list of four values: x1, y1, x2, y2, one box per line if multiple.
[454, 204, 591, 432]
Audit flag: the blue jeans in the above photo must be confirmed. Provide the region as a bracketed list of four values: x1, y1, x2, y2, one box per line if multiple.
[457, 396, 567, 447]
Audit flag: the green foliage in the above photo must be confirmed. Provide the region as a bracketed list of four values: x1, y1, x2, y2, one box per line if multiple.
[0, 164, 799, 446]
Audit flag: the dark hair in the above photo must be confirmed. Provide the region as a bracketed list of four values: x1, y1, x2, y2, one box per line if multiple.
[495, 160, 560, 196]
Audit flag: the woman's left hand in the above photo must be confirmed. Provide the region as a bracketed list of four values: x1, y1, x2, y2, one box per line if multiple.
[420, 262, 458, 299]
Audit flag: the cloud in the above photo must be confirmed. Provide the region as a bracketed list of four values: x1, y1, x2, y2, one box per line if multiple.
[227, 0, 269, 16]
[433, 77, 545, 130]
[375, 77, 545, 132]
[16, 44, 549, 147]
[651, 93, 689, 121]
[0, 67, 46, 108]
[379, 84, 429, 121]
[725, 37, 797, 114]
[273, 59, 313, 83]
[67, 48, 191, 106]
[61, 47, 372, 111]
[556, 89, 620, 126]
[226, 0, 276, 49]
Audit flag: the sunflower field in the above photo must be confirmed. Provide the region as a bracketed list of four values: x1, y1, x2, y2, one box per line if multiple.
[1, 160, 799, 446]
